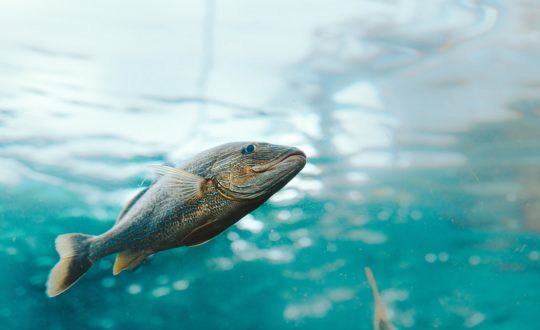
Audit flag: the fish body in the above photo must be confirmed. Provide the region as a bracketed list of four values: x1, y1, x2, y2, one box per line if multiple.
[47, 142, 306, 297]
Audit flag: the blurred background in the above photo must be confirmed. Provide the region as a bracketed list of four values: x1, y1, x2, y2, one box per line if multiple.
[1, 0, 540, 329]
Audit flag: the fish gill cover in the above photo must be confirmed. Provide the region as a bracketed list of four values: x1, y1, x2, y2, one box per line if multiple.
[1, 0, 540, 329]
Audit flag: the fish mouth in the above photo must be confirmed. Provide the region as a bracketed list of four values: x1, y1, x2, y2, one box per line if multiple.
[216, 147, 306, 201]
[252, 149, 307, 173]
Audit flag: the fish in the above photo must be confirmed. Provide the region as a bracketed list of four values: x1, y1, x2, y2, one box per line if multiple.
[46, 142, 306, 297]
[364, 267, 397, 330]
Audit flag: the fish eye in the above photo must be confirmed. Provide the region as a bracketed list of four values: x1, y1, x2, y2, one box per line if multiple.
[242, 144, 256, 155]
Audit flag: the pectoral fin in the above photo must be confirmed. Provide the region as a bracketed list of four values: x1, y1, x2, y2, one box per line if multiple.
[149, 165, 205, 200]
[181, 220, 229, 247]
[113, 250, 150, 275]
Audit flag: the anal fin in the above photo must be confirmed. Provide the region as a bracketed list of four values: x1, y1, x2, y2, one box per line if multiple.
[113, 250, 150, 275]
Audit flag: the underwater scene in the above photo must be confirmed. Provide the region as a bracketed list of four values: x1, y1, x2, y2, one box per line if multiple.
[1, 0, 540, 329]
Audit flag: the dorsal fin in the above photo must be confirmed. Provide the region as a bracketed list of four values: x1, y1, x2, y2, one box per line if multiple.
[115, 188, 149, 224]
[113, 250, 150, 275]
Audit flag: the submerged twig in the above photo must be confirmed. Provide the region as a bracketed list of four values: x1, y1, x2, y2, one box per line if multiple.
[365, 267, 396, 330]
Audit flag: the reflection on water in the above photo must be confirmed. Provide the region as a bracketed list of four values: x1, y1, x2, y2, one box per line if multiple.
[1, 0, 540, 329]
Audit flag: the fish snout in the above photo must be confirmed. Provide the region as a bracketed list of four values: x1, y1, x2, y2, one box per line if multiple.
[281, 148, 307, 167]
[252, 147, 307, 173]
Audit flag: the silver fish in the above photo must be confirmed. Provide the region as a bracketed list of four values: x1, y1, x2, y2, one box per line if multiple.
[47, 142, 306, 297]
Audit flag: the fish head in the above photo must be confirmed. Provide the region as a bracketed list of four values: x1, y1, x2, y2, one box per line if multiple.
[210, 142, 306, 201]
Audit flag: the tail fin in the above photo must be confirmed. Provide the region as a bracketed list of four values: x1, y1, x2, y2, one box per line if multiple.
[46, 233, 95, 297]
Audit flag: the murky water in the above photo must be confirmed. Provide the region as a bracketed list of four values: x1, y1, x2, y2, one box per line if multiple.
[2, 0, 540, 329]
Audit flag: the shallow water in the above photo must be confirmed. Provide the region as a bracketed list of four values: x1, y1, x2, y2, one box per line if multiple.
[2, 0, 540, 329]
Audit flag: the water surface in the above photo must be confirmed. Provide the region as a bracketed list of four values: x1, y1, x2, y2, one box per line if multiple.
[1, 1, 540, 329]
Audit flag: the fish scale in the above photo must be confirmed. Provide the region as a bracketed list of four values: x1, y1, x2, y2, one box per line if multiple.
[46, 141, 306, 297]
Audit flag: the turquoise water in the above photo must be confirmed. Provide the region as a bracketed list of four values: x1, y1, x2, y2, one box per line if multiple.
[2, 0, 540, 329]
